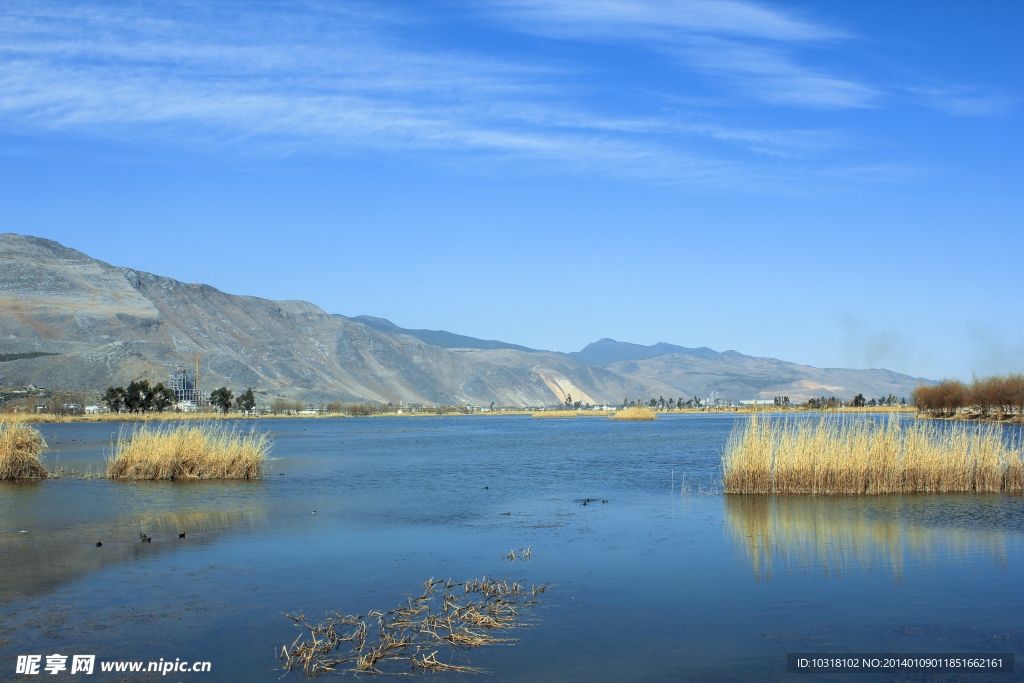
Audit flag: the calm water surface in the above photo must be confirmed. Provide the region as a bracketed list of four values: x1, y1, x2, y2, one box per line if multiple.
[1, 415, 1021, 682]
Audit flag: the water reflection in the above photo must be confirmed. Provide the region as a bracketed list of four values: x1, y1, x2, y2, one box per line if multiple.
[724, 494, 1022, 583]
[0, 506, 265, 597]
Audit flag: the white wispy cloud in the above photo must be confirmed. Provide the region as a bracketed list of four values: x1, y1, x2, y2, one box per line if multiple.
[478, 0, 876, 109]
[0, 0, 943, 187]
[482, 0, 845, 42]
[905, 85, 1014, 117]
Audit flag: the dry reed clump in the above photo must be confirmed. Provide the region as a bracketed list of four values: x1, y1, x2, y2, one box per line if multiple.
[722, 414, 1024, 495]
[0, 419, 49, 479]
[281, 576, 548, 677]
[608, 406, 657, 421]
[106, 422, 269, 480]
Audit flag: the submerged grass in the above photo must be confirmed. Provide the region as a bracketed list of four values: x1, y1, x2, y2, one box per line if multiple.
[0, 418, 48, 479]
[107, 422, 269, 480]
[722, 414, 1024, 494]
[608, 406, 657, 421]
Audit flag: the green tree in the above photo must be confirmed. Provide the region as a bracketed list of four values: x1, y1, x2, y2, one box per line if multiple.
[103, 386, 127, 413]
[236, 388, 256, 414]
[125, 379, 151, 413]
[210, 386, 233, 414]
[150, 383, 176, 412]
[564, 393, 572, 407]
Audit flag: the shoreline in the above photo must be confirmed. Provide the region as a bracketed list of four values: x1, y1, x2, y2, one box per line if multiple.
[4, 405, 922, 424]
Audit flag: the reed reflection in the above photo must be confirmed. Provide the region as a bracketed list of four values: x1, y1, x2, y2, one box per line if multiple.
[724, 494, 1019, 583]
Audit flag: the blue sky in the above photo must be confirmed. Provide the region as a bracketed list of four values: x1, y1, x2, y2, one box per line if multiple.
[1, 0, 1021, 381]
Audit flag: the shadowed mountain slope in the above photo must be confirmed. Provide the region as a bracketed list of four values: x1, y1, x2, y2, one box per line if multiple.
[568, 338, 718, 365]
[349, 315, 538, 352]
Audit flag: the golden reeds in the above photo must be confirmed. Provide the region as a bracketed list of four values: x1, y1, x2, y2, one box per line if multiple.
[722, 414, 1024, 495]
[281, 576, 547, 677]
[608, 406, 657, 421]
[0, 418, 48, 479]
[106, 422, 269, 480]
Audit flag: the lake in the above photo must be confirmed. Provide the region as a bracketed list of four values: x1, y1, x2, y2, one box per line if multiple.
[1, 414, 1021, 681]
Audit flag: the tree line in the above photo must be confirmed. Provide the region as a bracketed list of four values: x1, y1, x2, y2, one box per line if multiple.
[103, 381, 256, 414]
[912, 374, 1024, 417]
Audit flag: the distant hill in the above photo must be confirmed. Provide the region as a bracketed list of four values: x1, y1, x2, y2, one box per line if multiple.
[0, 233, 934, 406]
[568, 338, 718, 365]
[605, 352, 928, 403]
[349, 316, 538, 353]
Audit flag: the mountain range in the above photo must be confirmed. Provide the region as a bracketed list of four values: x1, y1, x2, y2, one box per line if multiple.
[0, 234, 932, 406]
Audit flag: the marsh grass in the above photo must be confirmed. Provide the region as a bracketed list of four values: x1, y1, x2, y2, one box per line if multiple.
[0, 418, 48, 479]
[722, 414, 1024, 494]
[608, 406, 657, 421]
[107, 422, 269, 480]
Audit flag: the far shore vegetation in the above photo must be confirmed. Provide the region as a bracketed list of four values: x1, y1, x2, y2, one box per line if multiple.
[608, 406, 657, 421]
[722, 414, 1023, 495]
[6, 375, 1023, 424]
[107, 422, 269, 480]
[912, 374, 1024, 422]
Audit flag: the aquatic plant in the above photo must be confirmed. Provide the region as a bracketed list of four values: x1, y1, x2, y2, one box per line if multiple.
[281, 576, 547, 676]
[106, 422, 269, 480]
[722, 414, 1024, 494]
[608, 406, 657, 421]
[0, 418, 48, 479]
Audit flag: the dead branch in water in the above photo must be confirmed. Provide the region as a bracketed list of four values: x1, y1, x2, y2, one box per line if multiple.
[281, 576, 549, 677]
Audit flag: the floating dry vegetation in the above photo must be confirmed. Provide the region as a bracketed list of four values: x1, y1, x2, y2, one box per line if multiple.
[0, 418, 48, 479]
[502, 547, 532, 562]
[281, 576, 548, 677]
[107, 422, 269, 480]
[722, 414, 1024, 495]
[608, 406, 656, 421]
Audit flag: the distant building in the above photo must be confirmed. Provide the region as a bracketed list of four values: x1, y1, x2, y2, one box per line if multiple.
[168, 368, 203, 407]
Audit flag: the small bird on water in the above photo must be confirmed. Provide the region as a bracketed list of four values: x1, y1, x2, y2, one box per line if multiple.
[312, 511, 317, 515]
[96, 542, 102, 547]
[179, 533, 186, 538]
[140, 533, 149, 542]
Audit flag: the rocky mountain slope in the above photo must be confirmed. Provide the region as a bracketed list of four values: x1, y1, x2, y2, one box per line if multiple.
[0, 234, 931, 405]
